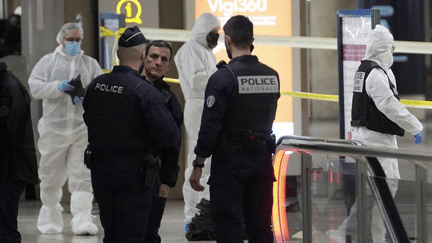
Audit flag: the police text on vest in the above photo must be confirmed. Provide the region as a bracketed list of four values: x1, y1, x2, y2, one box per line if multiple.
[95, 83, 124, 94]
[353, 72, 365, 93]
[237, 76, 279, 94]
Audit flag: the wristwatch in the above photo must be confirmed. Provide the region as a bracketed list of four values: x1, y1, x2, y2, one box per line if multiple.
[193, 159, 204, 168]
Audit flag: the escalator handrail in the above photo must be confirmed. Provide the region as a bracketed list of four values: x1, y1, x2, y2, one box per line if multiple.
[279, 139, 431, 168]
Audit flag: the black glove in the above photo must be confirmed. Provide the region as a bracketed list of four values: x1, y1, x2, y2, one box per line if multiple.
[64, 74, 86, 104]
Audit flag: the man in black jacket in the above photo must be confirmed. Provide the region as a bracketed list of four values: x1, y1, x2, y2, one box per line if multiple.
[0, 62, 38, 242]
[141, 40, 183, 243]
[83, 27, 181, 242]
[189, 16, 280, 242]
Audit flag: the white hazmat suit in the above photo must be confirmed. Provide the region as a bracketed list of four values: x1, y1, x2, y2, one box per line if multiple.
[174, 13, 220, 223]
[352, 25, 423, 190]
[329, 25, 423, 243]
[28, 23, 103, 235]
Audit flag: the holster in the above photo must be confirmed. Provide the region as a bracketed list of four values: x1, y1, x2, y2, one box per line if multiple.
[143, 153, 161, 188]
[84, 145, 92, 169]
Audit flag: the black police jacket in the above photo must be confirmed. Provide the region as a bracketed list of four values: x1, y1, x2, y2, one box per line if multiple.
[151, 76, 183, 188]
[0, 62, 38, 184]
[194, 55, 280, 183]
[221, 58, 279, 137]
[195, 55, 280, 158]
[83, 66, 181, 153]
[351, 60, 404, 136]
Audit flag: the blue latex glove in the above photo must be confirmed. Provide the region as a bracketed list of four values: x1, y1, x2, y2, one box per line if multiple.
[414, 133, 422, 144]
[73, 96, 83, 104]
[57, 80, 74, 92]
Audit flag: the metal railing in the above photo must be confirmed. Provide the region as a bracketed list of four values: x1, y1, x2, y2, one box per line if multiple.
[273, 135, 432, 243]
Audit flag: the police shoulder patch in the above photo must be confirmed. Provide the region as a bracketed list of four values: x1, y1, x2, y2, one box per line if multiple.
[206, 95, 215, 108]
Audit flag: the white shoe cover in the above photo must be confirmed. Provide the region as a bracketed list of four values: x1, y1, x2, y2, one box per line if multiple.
[71, 212, 98, 235]
[37, 204, 64, 234]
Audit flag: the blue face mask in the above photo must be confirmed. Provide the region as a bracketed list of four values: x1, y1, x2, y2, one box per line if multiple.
[65, 41, 81, 56]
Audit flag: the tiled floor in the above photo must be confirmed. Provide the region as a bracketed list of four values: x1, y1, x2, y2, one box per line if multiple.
[19, 200, 220, 243]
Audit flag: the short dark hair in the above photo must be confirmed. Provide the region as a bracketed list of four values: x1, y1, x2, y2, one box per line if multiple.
[145, 40, 173, 61]
[223, 15, 253, 49]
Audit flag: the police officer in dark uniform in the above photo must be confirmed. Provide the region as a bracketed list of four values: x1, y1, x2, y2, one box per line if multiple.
[82, 27, 181, 243]
[189, 15, 280, 243]
[141, 40, 183, 243]
[0, 61, 38, 243]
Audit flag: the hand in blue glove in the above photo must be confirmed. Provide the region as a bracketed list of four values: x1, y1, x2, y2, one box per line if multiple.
[58, 80, 75, 92]
[73, 96, 84, 104]
[414, 133, 422, 144]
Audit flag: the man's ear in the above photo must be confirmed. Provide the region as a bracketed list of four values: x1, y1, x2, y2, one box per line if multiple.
[141, 50, 146, 61]
[225, 35, 231, 46]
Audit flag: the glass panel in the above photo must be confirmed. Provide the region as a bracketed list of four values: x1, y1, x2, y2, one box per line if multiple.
[273, 146, 431, 243]
[426, 183, 432, 242]
[393, 179, 417, 240]
[309, 154, 353, 242]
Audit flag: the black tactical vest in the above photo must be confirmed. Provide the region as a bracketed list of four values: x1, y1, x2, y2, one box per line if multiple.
[221, 59, 280, 137]
[84, 76, 151, 150]
[351, 60, 404, 136]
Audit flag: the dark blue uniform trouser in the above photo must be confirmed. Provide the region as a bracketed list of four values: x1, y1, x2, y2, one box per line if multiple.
[210, 173, 274, 243]
[91, 159, 152, 243]
[0, 180, 26, 243]
[145, 192, 166, 243]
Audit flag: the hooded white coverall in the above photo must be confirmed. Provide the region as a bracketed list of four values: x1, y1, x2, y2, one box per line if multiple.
[174, 13, 220, 223]
[330, 25, 423, 243]
[29, 44, 103, 234]
[352, 25, 423, 192]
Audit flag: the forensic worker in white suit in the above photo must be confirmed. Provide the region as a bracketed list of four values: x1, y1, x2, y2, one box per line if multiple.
[329, 24, 423, 243]
[174, 13, 220, 224]
[350, 24, 423, 194]
[28, 23, 103, 235]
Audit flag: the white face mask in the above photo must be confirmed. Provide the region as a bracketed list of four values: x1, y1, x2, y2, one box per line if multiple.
[384, 51, 394, 69]
[65, 41, 81, 56]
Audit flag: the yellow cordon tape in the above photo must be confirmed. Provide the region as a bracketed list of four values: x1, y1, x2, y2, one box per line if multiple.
[163, 77, 180, 84]
[100, 26, 432, 109]
[166, 78, 432, 109]
[96, 73, 432, 109]
[400, 99, 432, 109]
[100, 27, 126, 38]
[100, 27, 432, 54]
[281, 91, 338, 102]
[282, 91, 432, 109]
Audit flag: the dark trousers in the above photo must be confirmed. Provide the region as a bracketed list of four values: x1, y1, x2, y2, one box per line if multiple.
[210, 174, 274, 243]
[91, 160, 152, 243]
[145, 193, 167, 243]
[0, 180, 26, 243]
